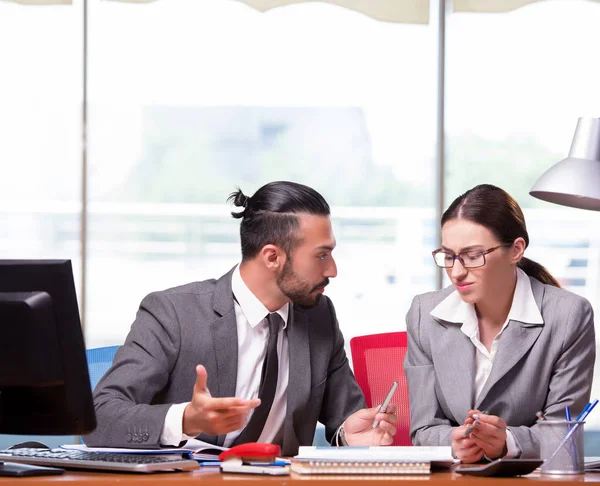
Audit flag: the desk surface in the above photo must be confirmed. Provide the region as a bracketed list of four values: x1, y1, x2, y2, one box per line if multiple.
[1, 469, 599, 485]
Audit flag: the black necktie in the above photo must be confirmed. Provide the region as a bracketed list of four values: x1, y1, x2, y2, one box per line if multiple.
[232, 312, 282, 444]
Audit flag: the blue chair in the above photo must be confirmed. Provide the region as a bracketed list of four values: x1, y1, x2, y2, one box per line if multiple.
[85, 345, 120, 391]
[79, 346, 119, 444]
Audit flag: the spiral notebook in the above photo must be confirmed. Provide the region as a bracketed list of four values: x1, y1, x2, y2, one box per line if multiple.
[291, 458, 429, 475]
[290, 446, 454, 475]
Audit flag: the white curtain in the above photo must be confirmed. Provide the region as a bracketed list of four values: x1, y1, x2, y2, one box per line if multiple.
[235, 0, 430, 24]
[2, 0, 70, 4]
[3, 0, 599, 24]
[240, 0, 600, 23]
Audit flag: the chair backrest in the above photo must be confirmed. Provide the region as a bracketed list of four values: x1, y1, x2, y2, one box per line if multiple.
[85, 345, 119, 392]
[81, 345, 119, 444]
[350, 332, 411, 446]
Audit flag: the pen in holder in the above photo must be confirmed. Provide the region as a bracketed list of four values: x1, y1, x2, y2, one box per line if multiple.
[539, 420, 584, 475]
[564, 406, 577, 471]
[539, 399, 598, 474]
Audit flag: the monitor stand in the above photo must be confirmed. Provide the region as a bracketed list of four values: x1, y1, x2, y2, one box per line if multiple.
[0, 461, 64, 477]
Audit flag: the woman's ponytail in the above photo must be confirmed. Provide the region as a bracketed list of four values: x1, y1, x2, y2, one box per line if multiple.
[517, 257, 560, 288]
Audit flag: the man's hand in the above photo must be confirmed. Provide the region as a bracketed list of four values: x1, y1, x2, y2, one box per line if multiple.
[182, 365, 261, 436]
[466, 410, 508, 460]
[343, 404, 398, 446]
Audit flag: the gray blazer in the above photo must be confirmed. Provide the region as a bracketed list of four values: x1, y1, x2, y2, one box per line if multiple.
[84, 268, 365, 456]
[404, 276, 595, 458]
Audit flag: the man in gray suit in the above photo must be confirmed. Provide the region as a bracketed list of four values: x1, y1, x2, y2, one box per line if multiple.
[85, 181, 397, 455]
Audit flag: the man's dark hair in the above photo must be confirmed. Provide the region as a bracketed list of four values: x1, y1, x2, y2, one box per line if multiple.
[227, 181, 330, 261]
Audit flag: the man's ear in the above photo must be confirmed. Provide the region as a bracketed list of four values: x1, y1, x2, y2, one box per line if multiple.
[512, 237, 527, 263]
[260, 244, 285, 271]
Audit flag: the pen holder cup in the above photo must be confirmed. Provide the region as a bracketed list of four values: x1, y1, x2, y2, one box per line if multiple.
[539, 420, 584, 475]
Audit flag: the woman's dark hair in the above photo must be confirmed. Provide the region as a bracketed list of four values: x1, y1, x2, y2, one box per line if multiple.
[227, 181, 330, 261]
[442, 184, 560, 287]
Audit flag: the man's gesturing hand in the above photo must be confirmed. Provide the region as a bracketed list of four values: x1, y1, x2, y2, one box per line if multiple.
[182, 365, 261, 437]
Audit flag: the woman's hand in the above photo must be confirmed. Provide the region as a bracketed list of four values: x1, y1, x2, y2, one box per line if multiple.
[465, 410, 508, 460]
[451, 419, 485, 463]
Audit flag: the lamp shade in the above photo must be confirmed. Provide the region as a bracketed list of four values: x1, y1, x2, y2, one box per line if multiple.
[530, 117, 600, 211]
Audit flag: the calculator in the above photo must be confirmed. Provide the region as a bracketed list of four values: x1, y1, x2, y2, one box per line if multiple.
[455, 458, 543, 477]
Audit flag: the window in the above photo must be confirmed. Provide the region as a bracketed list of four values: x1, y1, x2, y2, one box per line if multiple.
[86, 0, 436, 346]
[3, 0, 600, 452]
[0, 3, 82, 297]
[447, 0, 600, 429]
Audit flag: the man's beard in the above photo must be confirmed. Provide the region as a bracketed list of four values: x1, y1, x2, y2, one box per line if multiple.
[276, 257, 329, 308]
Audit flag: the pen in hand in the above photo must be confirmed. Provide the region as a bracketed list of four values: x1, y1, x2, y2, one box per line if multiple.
[372, 381, 398, 428]
[463, 410, 490, 437]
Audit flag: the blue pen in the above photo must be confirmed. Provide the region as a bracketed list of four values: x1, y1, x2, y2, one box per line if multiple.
[565, 406, 575, 469]
[583, 399, 599, 419]
[198, 460, 289, 467]
[576, 401, 592, 421]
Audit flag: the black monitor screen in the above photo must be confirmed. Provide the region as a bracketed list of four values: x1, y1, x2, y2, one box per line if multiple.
[0, 260, 96, 436]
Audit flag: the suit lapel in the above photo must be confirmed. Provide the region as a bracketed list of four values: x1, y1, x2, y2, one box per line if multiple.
[199, 268, 238, 447]
[432, 318, 476, 422]
[285, 307, 310, 449]
[475, 277, 546, 409]
[475, 320, 543, 408]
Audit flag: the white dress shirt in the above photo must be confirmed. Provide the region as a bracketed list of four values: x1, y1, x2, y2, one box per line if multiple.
[430, 267, 544, 458]
[160, 264, 290, 446]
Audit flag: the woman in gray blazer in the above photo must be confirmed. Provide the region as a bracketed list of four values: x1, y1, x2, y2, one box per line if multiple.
[405, 184, 595, 462]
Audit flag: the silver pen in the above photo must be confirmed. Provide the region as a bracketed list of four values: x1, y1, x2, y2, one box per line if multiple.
[372, 381, 398, 428]
[463, 410, 490, 437]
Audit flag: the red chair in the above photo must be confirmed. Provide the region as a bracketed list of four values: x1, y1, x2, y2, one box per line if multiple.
[350, 332, 411, 446]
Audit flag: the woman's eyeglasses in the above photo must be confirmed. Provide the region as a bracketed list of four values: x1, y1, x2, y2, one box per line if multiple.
[431, 244, 512, 268]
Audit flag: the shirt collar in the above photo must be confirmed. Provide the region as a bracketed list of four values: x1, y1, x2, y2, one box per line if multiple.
[430, 267, 544, 328]
[231, 264, 289, 329]
[507, 267, 544, 324]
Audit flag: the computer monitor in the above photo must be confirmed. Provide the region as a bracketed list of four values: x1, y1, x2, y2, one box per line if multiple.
[0, 260, 96, 475]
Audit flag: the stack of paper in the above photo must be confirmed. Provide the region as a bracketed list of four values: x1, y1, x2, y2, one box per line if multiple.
[291, 446, 455, 475]
[584, 456, 600, 472]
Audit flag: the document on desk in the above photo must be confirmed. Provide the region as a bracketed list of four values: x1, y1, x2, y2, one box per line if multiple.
[585, 456, 600, 472]
[295, 446, 455, 469]
[61, 439, 227, 460]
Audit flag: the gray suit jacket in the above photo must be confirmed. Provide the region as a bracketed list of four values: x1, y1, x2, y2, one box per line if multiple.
[404, 276, 595, 458]
[84, 268, 365, 456]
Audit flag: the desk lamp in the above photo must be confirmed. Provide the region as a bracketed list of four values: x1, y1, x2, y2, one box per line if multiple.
[530, 117, 600, 211]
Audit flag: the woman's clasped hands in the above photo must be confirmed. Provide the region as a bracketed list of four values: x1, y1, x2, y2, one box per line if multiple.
[451, 410, 508, 463]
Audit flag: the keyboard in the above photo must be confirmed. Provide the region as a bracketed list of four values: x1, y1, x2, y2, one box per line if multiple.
[0, 448, 200, 473]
